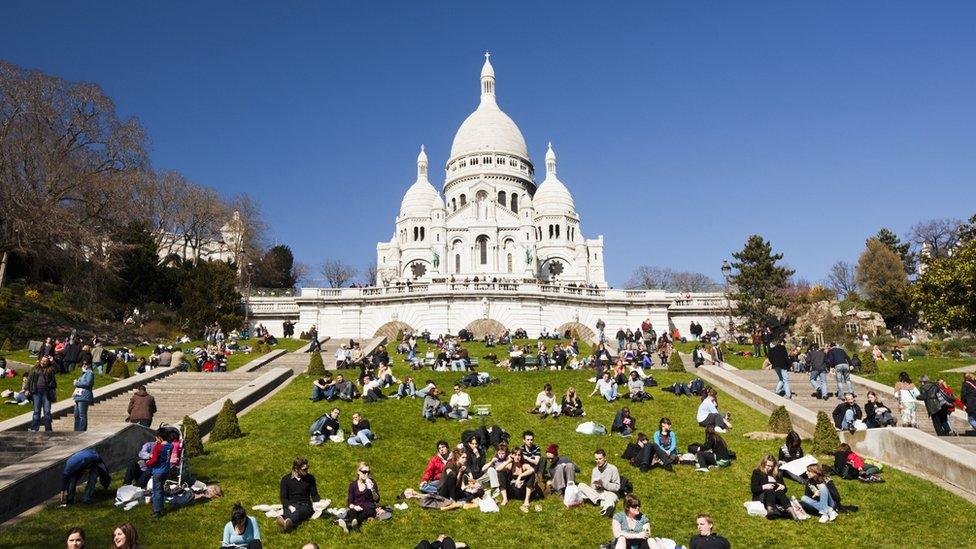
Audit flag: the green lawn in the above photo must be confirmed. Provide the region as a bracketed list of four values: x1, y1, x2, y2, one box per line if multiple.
[1, 340, 974, 548]
[0, 338, 306, 422]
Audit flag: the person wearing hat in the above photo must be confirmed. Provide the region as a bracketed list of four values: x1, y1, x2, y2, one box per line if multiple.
[544, 444, 579, 495]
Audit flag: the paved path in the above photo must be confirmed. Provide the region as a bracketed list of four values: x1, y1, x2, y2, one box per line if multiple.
[943, 364, 976, 374]
[271, 336, 387, 375]
[735, 368, 976, 454]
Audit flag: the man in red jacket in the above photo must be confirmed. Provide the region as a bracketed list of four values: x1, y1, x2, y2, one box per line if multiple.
[419, 440, 450, 493]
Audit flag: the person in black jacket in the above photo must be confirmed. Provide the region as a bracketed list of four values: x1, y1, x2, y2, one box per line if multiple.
[689, 513, 731, 549]
[695, 425, 731, 471]
[825, 343, 853, 400]
[806, 344, 829, 400]
[768, 340, 792, 399]
[864, 391, 896, 427]
[28, 356, 57, 432]
[278, 457, 321, 533]
[777, 431, 806, 483]
[750, 454, 792, 519]
[799, 464, 839, 522]
[962, 373, 976, 432]
[832, 393, 863, 432]
[919, 375, 954, 436]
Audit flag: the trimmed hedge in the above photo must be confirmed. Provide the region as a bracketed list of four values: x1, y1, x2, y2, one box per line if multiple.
[209, 399, 243, 442]
[108, 361, 130, 379]
[182, 415, 204, 457]
[768, 405, 793, 434]
[667, 352, 685, 372]
[811, 410, 841, 455]
[859, 351, 878, 374]
[307, 352, 326, 377]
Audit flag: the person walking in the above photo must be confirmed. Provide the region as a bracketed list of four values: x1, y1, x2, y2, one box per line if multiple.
[825, 343, 853, 400]
[127, 385, 157, 428]
[768, 340, 792, 399]
[72, 362, 95, 431]
[28, 356, 58, 432]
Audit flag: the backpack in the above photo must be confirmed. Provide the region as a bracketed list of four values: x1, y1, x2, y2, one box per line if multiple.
[617, 475, 634, 497]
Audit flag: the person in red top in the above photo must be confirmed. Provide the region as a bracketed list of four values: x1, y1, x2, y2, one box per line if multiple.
[420, 441, 450, 494]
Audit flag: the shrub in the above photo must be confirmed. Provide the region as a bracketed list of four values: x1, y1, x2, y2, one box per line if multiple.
[142, 320, 171, 340]
[668, 352, 685, 372]
[906, 346, 927, 358]
[181, 416, 204, 457]
[928, 341, 942, 358]
[947, 349, 962, 359]
[768, 405, 793, 434]
[307, 351, 326, 377]
[843, 341, 858, 355]
[869, 334, 894, 347]
[209, 399, 243, 441]
[942, 338, 976, 354]
[811, 411, 841, 455]
[859, 351, 878, 374]
[108, 361, 130, 379]
[299, 331, 308, 340]
[0, 338, 11, 353]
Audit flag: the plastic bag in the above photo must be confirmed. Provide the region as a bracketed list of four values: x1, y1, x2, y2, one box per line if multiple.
[479, 496, 500, 513]
[563, 483, 585, 508]
[575, 421, 607, 435]
[744, 500, 767, 516]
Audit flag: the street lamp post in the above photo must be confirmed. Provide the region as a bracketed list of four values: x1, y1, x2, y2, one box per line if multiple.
[243, 261, 255, 339]
[721, 260, 734, 342]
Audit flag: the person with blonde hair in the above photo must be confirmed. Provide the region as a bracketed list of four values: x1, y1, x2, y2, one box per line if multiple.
[561, 387, 584, 416]
[750, 454, 792, 519]
[338, 461, 383, 533]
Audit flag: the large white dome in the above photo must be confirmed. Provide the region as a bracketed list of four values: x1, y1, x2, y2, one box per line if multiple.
[449, 55, 528, 160]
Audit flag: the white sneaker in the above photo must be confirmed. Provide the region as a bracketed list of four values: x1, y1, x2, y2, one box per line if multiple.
[828, 509, 838, 521]
[695, 467, 709, 473]
[819, 513, 830, 523]
[715, 426, 727, 433]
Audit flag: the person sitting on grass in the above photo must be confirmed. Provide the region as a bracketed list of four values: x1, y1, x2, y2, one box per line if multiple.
[577, 449, 621, 517]
[463, 435, 486, 473]
[111, 522, 140, 549]
[414, 534, 467, 549]
[479, 442, 511, 500]
[611, 494, 656, 549]
[834, 442, 882, 480]
[864, 391, 896, 428]
[333, 374, 357, 402]
[612, 407, 637, 437]
[221, 502, 261, 548]
[591, 371, 618, 402]
[65, 527, 86, 549]
[420, 441, 451, 494]
[448, 384, 471, 421]
[361, 375, 386, 403]
[777, 431, 807, 483]
[750, 454, 793, 519]
[625, 371, 651, 402]
[278, 457, 321, 533]
[423, 388, 445, 423]
[533, 383, 560, 418]
[695, 425, 732, 472]
[696, 389, 731, 432]
[651, 418, 678, 471]
[509, 344, 526, 371]
[505, 449, 537, 513]
[416, 380, 436, 399]
[438, 449, 470, 503]
[311, 374, 335, 402]
[543, 444, 579, 495]
[561, 387, 585, 417]
[800, 464, 839, 523]
[375, 363, 398, 389]
[337, 461, 384, 533]
[689, 513, 731, 549]
[312, 408, 342, 442]
[347, 412, 376, 447]
[397, 376, 417, 399]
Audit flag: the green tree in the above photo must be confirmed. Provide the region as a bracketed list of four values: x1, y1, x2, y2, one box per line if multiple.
[811, 411, 841, 455]
[181, 416, 205, 457]
[209, 399, 243, 441]
[729, 235, 795, 331]
[253, 244, 298, 288]
[307, 351, 326, 376]
[913, 238, 976, 332]
[112, 221, 180, 307]
[856, 238, 913, 327]
[872, 228, 916, 276]
[177, 260, 243, 333]
[768, 406, 793, 434]
[667, 351, 685, 372]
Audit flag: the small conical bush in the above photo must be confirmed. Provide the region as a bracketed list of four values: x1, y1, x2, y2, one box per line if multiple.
[859, 351, 878, 374]
[209, 399, 243, 441]
[182, 415, 204, 457]
[768, 405, 793, 434]
[668, 352, 685, 372]
[811, 410, 841, 456]
[109, 361, 130, 379]
[307, 351, 326, 377]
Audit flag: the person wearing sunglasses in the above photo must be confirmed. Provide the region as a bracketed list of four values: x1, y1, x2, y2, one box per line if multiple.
[338, 462, 382, 533]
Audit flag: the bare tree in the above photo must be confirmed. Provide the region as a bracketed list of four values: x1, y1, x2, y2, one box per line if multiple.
[168, 182, 229, 264]
[625, 265, 717, 291]
[320, 259, 357, 288]
[825, 261, 858, 298]
[909, 218, 962, 260]
[292, 261, 311, 285]
[363, 261, 378, 286]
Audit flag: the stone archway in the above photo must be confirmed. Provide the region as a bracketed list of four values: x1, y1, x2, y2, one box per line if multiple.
[464, 318, 507, 339]
[556, 322, 598, 343]
[373, 321, 414, 342]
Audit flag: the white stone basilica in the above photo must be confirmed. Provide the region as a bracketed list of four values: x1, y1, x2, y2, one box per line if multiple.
[376, 54, 605, 286]
[247, 55, 728, 341]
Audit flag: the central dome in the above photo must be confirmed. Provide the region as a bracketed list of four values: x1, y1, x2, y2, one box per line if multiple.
[449, 55, 529, 161]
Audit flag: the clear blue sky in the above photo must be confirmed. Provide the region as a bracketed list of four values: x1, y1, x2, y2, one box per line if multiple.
[3, 1, 974, 286]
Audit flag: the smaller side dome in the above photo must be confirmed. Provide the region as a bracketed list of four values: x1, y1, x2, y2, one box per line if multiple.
[399, 145, 442, 218]
[533, 143, 576, 216]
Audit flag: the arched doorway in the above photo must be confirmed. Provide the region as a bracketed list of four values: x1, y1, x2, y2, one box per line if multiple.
[463, 318, 507, 339]
[373, 321, 414, 342]
[555, 322, 598, 344]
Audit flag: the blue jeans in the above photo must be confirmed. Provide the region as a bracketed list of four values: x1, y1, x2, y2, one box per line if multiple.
[617, 339, 625, 352]
[451, 359, 467, 371]
[420, 481, 439, 494]
[968, 416, 976, 430]
[151, 473, 166, 514]
[31, 392, 53, 431]
[347, 428, 375, 446]
[810, 371, 827, 397]
[312, 386, 335, 401]
[448, 408, 469, 420]
[64, 466, 99, 504]
[397, 382, 416, 398]
[841, 409, 856, 430]
[801, 485, 834, 516]
[834, 365, 852, 399]
[282, 502, 313, 525]
[601, 386, 618, 401]
[74, 401, 90, 431]
[774, 369, 792, 398]
[94, 363, 104, 374]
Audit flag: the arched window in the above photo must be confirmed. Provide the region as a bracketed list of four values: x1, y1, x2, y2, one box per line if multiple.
[455, 254, 461, 273]
[555, 225, 560, 238]
[498, 190, 506, 205]
[511, 194, 518, 212]
[459, 194, 467, 207]
[477, 236, 488, 265]
[420, 227, 425, 241]
[548, 225, 554, 238]
[413, 227, 418, 241]
[452, 198, 457, 212]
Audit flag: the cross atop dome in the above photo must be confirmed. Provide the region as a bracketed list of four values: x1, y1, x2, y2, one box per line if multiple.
[481, 52, 496, 96]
